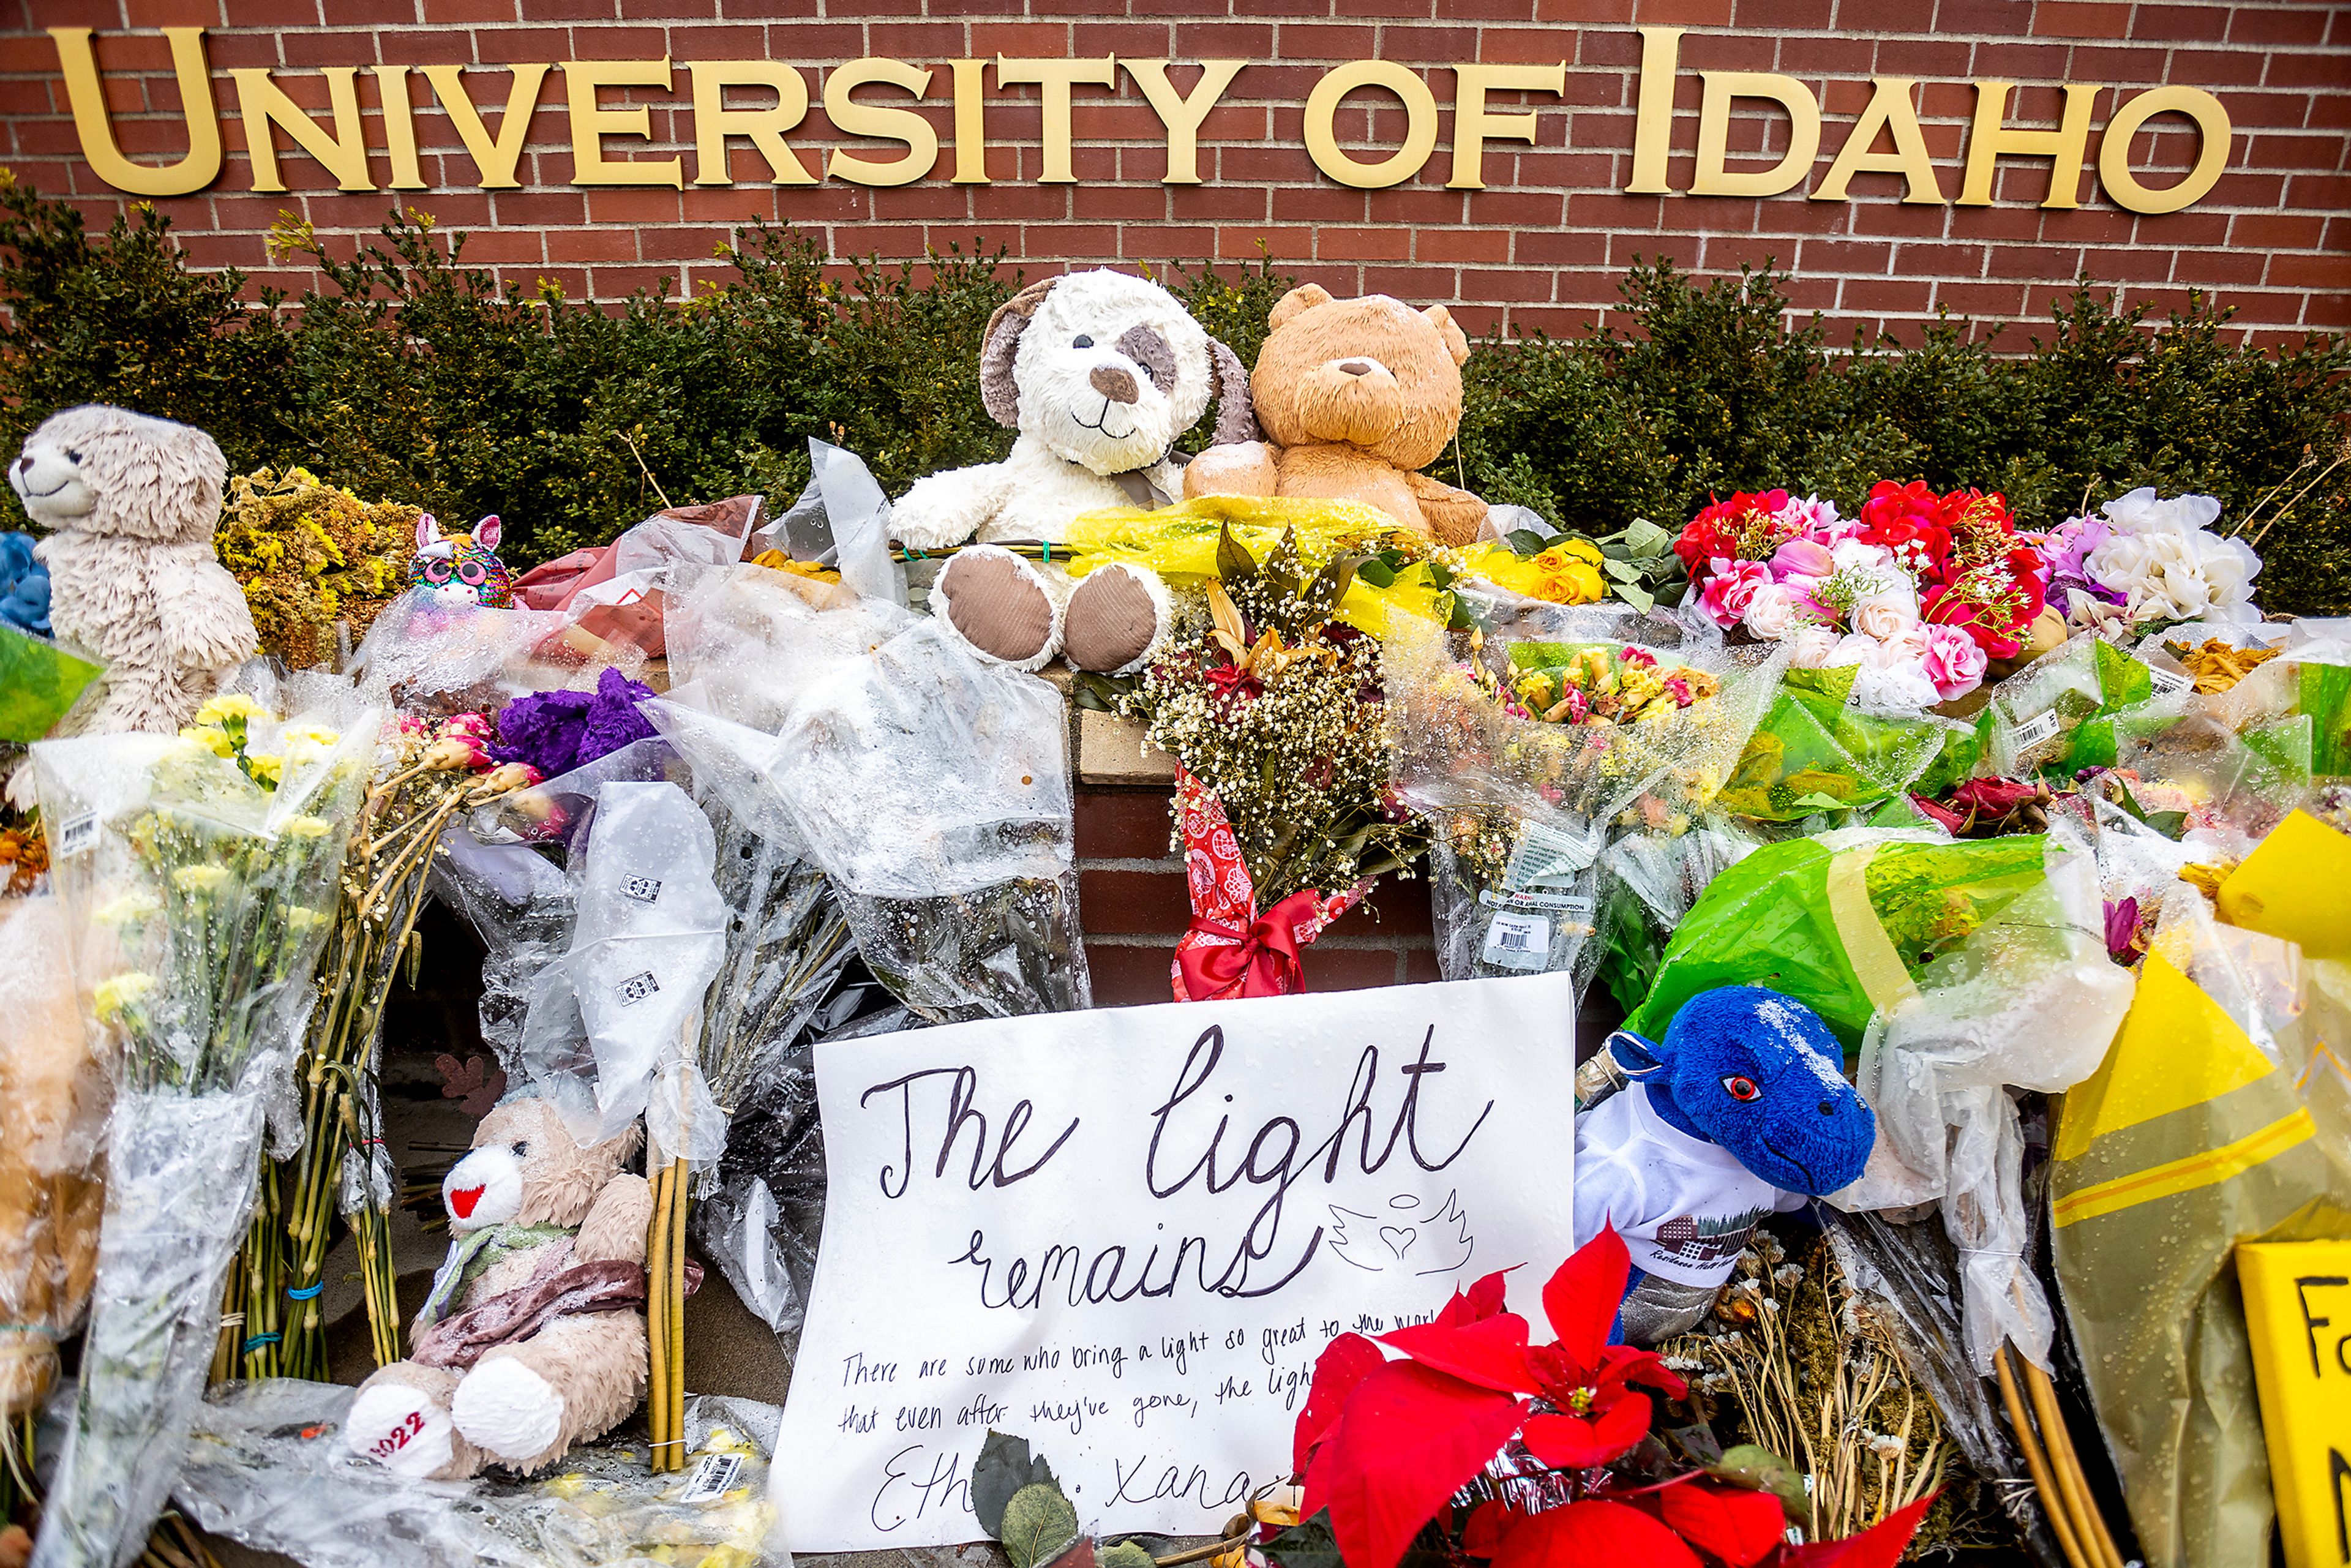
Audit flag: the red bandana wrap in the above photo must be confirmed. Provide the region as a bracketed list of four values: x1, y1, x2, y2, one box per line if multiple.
[1171, 767, 1366, 1002]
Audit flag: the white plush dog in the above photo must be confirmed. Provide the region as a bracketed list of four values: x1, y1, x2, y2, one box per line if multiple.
[8, 405, 256, 737]
[890, 269, 1259, 673]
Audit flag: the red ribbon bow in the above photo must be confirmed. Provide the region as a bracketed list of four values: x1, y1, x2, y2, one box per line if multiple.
[1170, 768, 1365, 1003]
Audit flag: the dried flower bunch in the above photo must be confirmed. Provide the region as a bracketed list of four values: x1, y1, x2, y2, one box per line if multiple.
[1123, 526, 1427, 906]
[1507, 644, 1721, 728]
[2160, 636, 2281, 695]
[214, 468, 421, 670]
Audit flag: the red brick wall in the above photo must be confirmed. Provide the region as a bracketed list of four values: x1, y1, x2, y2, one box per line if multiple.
[2, 1, 2345, 343]
[1076, 787, 1437, 1006]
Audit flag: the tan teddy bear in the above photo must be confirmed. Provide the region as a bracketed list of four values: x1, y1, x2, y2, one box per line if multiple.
[343, 1098, 666, 1479]
[1183, 285, 1489, 544]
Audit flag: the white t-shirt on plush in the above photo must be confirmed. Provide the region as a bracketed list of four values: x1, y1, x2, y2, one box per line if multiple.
[1572, 1082, 1807, 1288]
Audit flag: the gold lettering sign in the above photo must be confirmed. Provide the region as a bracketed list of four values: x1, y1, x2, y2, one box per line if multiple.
[41, 28, 2237, 217]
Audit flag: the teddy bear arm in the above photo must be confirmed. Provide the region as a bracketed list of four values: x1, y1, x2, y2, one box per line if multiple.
[150, 554, 259, 672]
[572, 1170, 654, 1265]
[889, 462, 1016, 551]
[463, 1310, 649, 1474]
[1182, 441, 1281, 501]
[1402, 470, 1490, 547]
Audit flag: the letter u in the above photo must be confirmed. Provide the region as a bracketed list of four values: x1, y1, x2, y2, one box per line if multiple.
[50, 27, 223, 197]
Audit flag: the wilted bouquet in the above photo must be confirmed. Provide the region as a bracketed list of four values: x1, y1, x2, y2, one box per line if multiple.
[31, 692, 375, 1568]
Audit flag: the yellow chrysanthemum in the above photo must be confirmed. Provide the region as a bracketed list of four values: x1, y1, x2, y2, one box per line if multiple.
[173, 865, 230, 893]
[179, 724, 235, 759]
[282, 814, 334, 838]
[246, 752, 284, 785]
[193, 693, 264, 726]
[93, 971, 157, 1021]
[96, 890, 162, 926]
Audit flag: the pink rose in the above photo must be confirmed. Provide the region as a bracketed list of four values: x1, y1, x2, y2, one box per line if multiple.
[1917, 621, 1989, 702]
[1783, 625, 1841, 667]
[1698, 557, 1774, 630]
[1851, 590, 1921, 643]
[1741, 581, 1799, 640]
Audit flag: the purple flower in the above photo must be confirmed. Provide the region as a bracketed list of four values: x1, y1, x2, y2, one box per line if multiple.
[2103, 896, 2142, 964]
[493, 666, 659, 779]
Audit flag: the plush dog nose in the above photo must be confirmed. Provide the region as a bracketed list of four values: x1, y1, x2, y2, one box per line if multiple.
[1089, 364, 1140, 405]
[1337, 359, 1373, 377]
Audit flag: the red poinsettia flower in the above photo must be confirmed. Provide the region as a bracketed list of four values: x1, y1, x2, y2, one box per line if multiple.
[1293, 1229, 1688, 1568]
[1464, 1487, 1933, 1568]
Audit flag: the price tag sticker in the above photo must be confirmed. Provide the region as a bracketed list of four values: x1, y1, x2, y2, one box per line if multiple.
[1481, 910, 1551, 971]
[53, 811, 98, 860]
[680, 1450, 744, 1502]
[2011, 708, 2062, 750]
[2147, 665, 2194, 697]
[617, 970, 661, 1007]
[1504, 820, 1600, 889]
[621, 875, 663, 904]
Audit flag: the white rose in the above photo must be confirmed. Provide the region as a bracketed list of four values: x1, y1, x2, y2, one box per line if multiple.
[2195, 535, 2262, 622]
[1783, 625, 1842, 668]
[1851, 590, 1921, 643]
[1824, 632, 1878, 667]
[1741, 582, 1799, 640]
[1850, 658, 1941, 713]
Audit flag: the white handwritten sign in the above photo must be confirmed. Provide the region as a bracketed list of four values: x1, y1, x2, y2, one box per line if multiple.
[772, 972, 1578, 1551]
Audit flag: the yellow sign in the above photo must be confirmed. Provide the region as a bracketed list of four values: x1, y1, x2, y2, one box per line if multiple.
[44, 26, 2233, 216]
[2241, 1240, 2351, 1568]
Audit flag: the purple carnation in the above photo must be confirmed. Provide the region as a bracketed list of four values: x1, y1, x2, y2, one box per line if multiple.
[493, 666, 659, 779]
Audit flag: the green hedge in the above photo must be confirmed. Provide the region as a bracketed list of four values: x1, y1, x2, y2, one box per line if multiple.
[1, 178, 2343, 613]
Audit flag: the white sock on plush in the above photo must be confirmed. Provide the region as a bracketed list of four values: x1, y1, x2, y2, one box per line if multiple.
[452, 1356, 566, 1461]
[345, 1380, 456, 1479]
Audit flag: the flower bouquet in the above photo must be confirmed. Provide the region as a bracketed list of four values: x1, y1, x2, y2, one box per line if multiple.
[1678, 485, 2050, 713]
[1387, 596, 1781, 986]
[222, 710, 541, 1384]
[1267, 1226, 1933, 1568]
[30, 692, 375, 1568]
[1119, 527, 1429, 999]
[2037, 487, 2260, 639]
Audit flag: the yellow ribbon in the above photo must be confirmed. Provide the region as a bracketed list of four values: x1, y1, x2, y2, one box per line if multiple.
[1826, 845, 1922, 1018]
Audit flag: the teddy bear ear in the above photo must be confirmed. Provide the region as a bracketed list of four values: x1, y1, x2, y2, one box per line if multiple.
[473, 514, 503, 553]
[1423, 304, 1472, 367]
[979, 277, 1061, 429]
[1269, 283, 1334, 331]
[415, 513, 442, 552]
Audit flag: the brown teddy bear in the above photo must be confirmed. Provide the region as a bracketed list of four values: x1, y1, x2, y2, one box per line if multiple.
[1183, 285, 1489, 544]
[342, 1098, 673, 1479]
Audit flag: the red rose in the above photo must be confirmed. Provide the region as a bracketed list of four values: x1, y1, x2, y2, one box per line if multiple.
[1856, 479, 1952, 578]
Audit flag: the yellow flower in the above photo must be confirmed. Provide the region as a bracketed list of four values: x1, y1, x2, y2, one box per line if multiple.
[246, 752, 284, 785]
[173, 865, 230, 894]
[194, 693, 264, 726]
[282, 815, 333, 838]
[179, 724, 234, 759]
[96, 891, 162, 926]
[93, 971, 156, 1022]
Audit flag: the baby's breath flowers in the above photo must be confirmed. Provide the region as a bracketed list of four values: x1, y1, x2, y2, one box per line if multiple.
[1122, 527, 1428, 905]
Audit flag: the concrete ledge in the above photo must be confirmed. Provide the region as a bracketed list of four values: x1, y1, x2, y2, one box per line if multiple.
[1077, 709, 1177, 786]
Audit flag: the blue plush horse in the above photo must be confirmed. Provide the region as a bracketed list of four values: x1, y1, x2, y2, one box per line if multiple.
[1572, 985, 1877, 1344]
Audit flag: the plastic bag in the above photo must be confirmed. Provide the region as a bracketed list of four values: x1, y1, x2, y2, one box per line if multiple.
[1832, 823, 2135, 1373]
[2050, 887, 2349, 1568]
[566, 781, 730, 1153]
[1592, 815, 1764, 1013]
[30, 702, 377, 1568]
[1987, 631, 2168, 779]
[351, 591, 643, 719]
[173, 1378, 787, 1568]
[1719, 666, 1979, 822]
[1624, 827, 2051, 1052]
[0, 894, 105, 1416]
[661, 563, 920, 737]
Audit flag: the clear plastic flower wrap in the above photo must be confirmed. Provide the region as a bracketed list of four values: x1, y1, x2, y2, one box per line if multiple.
[1590, 813, 1766, 1014]
[1717, 666, 1981, 823]
[351, 591, 642, 721]
[29, 699, 378, 1568]
[1829, 822, 2135, 1374]
[1986, 631, 2169, 779]
[1389, 599, 1781, 988]
[0, 894, 105, 1417]
[171, 1378, 787, 1568]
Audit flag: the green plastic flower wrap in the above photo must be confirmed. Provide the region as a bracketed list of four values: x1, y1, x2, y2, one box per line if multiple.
[0, 620, 102, 743]
[1622, 826, 2050, 1053]
[1986, 631, 2178, 779]
[1714, 666, 1982, 823]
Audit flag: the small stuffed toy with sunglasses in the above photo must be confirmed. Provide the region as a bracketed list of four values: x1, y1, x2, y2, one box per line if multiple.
[1572, 985, 1875, 1344]
[410, 513, 516, 609]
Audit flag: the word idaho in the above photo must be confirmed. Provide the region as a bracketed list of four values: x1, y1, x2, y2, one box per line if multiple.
[51, 26, 2229, 215]
[773, 972, 1578, 1551]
